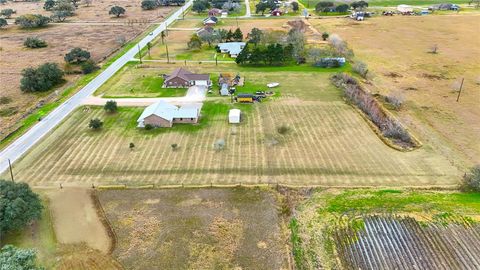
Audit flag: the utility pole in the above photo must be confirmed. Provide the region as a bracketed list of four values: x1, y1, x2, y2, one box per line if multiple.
[8, 159, 14, 182]
[165, 42, 170, 63]
[456, 78, 464, 102]
[137, 44, 142, 64]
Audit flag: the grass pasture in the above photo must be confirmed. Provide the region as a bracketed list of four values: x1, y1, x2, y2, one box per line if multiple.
[97, 187, 288, 270]
[7, 97, 459, 186]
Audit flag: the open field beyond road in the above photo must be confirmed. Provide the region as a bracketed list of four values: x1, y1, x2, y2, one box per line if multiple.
[0, 0, 175, 135]
[98, 187, 288, 270]
[312, 14, 480, 166]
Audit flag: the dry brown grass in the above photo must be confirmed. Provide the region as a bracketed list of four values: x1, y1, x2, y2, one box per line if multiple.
[0, 0, 175, 136]
[311, 14, 480, 166]
[98, 188, 288, 270]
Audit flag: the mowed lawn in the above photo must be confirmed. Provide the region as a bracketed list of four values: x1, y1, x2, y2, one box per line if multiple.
[98, 188, 287, 270]
[8, 70, 459, 186]
[94, 64, 187, 98]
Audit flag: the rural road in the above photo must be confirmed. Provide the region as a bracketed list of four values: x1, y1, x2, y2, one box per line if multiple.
[0, 1, 193, 174]
[244, 0, 252, 17]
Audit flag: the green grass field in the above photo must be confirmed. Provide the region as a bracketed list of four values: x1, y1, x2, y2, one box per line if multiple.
[94, 64, 187, 98]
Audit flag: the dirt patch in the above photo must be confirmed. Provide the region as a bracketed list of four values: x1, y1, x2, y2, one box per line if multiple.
[45, 188, 111, 253]
[98, 187, 288, 270]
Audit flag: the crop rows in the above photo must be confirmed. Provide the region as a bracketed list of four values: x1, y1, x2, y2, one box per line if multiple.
[334, 216, 480, 270]
[9, 101, 458, 186]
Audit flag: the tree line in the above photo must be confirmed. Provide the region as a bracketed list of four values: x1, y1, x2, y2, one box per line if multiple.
[315, 0, 368, 13]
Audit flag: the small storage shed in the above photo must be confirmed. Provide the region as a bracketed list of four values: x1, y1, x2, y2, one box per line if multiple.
[229, 109, 241, 123]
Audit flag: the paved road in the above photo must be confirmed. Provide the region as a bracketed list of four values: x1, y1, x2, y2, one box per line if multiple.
[244, 0, 252, 17]
[0, 1, 193, 174]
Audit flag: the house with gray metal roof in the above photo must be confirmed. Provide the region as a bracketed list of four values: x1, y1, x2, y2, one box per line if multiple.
[217, 42, 246, 58]
[137, 101, 201, 128]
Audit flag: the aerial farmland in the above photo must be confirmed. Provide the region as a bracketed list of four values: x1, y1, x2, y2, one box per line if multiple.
[0, 0, 479, 269]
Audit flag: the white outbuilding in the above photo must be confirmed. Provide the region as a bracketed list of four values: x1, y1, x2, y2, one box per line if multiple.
[397, 4, 413, 13]
[228, 109, 241, 124]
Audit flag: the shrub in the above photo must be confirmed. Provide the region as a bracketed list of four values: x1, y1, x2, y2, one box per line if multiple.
[386, 90, 404, 110]
[20, 63, 64, 92]
[44, 0, 56, 11]
[352, 61, 369, 78]
[213, 138, 225, 151]
[322, 32, 329, 41]
[314, 58, 341, 68]
[0, 17, 7, 28]
[88, 118, 103, 130]
[80, 59, 98, 74]
[0, 245, 44, 270]
[144, 123, 154, 130]
[109, 6, 125, 17]
[291, 1, 299, 11]
[329, 34, 354, 59]
[15, 14, 50, 28]
[171, 143, 178, 151]
[462, 165, 480, 192]
[24, 37, 48, 48]
[0, 8, 14, 18]
[65, 47, 91, 64]
[129, 142, 135, 150]
[104, 100, 118, 113]
[141, 0, 157, 10]
[277, 125, 290, 135]
[331, 73, 414, 147]
[0, 180, 42, 235]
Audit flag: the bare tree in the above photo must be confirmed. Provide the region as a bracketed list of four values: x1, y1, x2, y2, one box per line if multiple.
[386, 90, 405, 110]
[428, 44, 438, 54]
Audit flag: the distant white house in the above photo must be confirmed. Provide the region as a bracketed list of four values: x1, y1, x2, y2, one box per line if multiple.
[217, 42, 246, 58]
[229, 109, 241, 123]
[397, 4, 413, 13]
[137, 101, 201, 128]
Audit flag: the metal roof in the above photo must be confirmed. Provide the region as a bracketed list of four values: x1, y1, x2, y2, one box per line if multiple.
[137, 101, 200, 123]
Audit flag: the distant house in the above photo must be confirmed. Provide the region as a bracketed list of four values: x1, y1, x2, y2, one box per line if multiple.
[137, 101, 201, 128]
[196, 26, 214, 36]
[208, 8, 222, 16]
[271, 9, 283, 16]
[163, 68, 211, 88]
[430, 3, 459, 10]
[203, 16, 218, 26]
[217, 42, 246, 58]
[397, 4, 413, 13]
